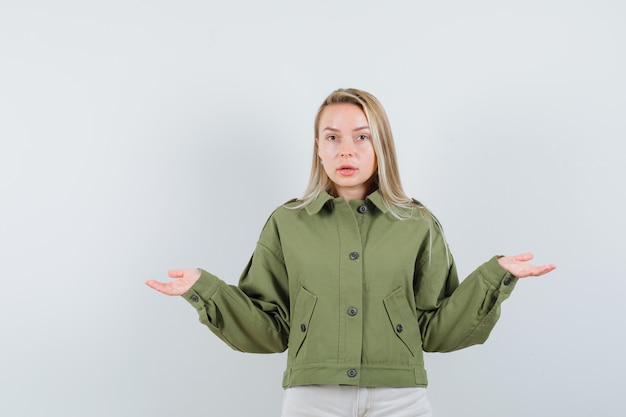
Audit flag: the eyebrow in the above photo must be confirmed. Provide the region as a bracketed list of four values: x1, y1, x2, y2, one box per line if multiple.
[322, 126, 371, 132]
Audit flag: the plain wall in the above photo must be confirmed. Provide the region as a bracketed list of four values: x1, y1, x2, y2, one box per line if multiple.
[1, 1, 625, 416]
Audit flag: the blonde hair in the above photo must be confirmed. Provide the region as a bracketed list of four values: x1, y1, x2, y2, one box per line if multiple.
[296, 88, 422, 219]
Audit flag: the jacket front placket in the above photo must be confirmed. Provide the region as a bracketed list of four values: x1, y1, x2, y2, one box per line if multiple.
[334, 200, 369, 382]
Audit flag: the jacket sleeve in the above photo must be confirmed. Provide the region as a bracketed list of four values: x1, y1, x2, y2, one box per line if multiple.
[415, 225, 518, 353]
[181, 215, 290, 353]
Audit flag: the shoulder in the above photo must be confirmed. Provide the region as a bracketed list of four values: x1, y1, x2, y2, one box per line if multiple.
[261, 198, 305, 226]
[401, 199, 449, 246]
[404, 200, 452, 266]
[256, 199, 311, 248]
[404, 198, 440, 225]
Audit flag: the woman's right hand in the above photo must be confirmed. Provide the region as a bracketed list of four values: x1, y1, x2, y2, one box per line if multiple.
[145, 269, 201, 296]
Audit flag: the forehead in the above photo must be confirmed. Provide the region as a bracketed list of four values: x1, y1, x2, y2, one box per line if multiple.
[318, 103, 368, 126]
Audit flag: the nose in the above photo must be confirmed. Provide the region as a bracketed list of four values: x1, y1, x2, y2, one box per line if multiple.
[340, 140, 354, 158]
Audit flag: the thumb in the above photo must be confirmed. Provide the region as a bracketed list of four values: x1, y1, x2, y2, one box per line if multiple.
[514, 252, 534, 262]
[168, 270, 185, 278]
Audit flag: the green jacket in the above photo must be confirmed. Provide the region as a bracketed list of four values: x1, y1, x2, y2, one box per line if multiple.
[183, 191, 518, 388]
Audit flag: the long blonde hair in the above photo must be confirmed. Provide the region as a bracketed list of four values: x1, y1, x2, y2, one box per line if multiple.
[296, 88, 421, 219]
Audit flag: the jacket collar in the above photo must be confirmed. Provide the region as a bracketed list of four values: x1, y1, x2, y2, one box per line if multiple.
[305, 190, 388, 215]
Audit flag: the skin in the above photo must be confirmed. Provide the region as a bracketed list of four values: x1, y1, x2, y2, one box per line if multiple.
[316, 103, 378, 202]
[145, 104, 555, 295]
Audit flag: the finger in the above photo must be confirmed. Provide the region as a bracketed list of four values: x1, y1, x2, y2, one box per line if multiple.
[168, 270, 185, 278]
[145, 279, 176, 295]
[513, 253, 534, 262]
[520, 263, 556, 278]
[533, 264, 556, 276]
[145, 279, 164, 291]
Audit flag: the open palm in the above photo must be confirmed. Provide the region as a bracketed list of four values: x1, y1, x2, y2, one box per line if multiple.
[145, 269, 201, 296]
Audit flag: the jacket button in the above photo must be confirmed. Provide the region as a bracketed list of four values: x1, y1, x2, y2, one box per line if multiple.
[357, 205, 367, 214]
[349, 252, 359, 260]
[503, 277, 512, 286]
[396, 324, 404, 333]
[347, 307, 358, 316]
[190, 295, 199, 303]
[300, 324, 306, 332]
[347, 369, 358, 378]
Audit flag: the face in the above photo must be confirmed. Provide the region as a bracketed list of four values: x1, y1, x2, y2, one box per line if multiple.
[317, 103, 377, 201]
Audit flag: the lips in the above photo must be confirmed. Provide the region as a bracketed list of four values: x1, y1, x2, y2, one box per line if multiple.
[337, 164, 357, 176]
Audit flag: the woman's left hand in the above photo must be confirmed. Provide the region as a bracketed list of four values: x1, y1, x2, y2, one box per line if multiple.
[497, 253, 556, 278]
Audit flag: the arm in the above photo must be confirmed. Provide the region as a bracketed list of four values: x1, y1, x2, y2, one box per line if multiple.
[415, 230, 555, 353]
[146, 217, 291, 353]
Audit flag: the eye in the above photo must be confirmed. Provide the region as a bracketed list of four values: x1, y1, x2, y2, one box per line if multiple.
[326, 135, 337, 141]
[356, 134, 369, 141]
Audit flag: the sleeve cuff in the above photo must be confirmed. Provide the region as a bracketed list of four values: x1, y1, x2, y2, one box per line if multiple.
[481, 256, 519, 293]
[181, 269, 221, 307]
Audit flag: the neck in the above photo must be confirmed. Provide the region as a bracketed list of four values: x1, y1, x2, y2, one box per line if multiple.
[330, 183, 377, 202]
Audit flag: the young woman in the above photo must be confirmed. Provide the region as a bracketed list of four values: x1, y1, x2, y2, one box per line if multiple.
[146, 88, 555, 416]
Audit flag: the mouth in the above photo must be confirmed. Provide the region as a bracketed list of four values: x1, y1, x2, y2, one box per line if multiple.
[337, 164, 357, 175]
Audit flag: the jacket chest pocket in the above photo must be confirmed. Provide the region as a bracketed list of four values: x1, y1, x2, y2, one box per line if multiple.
[289, 287, 318, 357]
[383, 287, 422, 357]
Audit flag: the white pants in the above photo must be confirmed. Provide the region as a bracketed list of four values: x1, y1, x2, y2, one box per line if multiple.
[281, 385, 433, 417]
